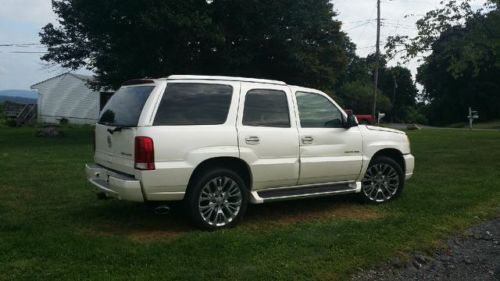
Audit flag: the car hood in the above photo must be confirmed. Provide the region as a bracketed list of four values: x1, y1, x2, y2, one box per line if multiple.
[364, 125, 406, 135]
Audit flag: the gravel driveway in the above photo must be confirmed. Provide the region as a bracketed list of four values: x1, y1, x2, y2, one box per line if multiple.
[352, 216, 500, 281]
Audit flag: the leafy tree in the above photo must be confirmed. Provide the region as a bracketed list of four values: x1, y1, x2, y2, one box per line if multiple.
[416, 22, 500, 124]
[386, 0, 500, 124]
[378, 66, 418, 122]
[40, 0, 352, 91]
[337, 53, 417, 121]
[340, 81, 391, 114]
[386, 0, 499, 76]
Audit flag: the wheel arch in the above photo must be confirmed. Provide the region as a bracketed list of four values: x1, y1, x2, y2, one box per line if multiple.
[371, 148, 405, 172]
[187, 157, 253, 193]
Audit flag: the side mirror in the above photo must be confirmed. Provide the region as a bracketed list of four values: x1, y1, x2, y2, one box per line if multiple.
[344, 113, 358, 129]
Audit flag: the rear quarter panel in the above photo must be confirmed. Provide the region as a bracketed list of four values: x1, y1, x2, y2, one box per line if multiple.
[136, 80, 241, 201]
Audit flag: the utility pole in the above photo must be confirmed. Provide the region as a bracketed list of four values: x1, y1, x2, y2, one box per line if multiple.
[372, 0, 381, 120]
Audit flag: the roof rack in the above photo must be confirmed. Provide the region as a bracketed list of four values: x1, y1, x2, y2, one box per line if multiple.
[165, 75, 287, 85]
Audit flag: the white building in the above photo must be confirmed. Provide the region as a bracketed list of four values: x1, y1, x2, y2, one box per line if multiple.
[31, 72, 100, 125]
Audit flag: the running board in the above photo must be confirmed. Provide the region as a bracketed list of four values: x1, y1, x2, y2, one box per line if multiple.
[250, 182, 361, 204]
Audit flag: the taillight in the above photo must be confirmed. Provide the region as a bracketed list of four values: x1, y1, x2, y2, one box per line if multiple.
[135, 136, 155, 170]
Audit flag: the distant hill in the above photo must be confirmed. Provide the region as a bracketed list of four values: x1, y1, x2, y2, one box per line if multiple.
[0, 90, 37, 104]
[0, 96, 37, 104]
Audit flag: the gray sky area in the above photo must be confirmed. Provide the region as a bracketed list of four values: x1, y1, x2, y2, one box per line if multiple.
[0, 0, 487, 90]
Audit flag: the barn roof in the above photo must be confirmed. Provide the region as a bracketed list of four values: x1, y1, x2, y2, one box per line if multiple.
[31, 72, 93, 89]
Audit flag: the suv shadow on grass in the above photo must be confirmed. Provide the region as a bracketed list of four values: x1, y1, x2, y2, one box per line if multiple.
[71, 194, 384, 241]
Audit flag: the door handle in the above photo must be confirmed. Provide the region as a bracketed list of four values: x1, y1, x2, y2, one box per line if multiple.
[245, 136, 260, 145]
[302, 136, 314, 144]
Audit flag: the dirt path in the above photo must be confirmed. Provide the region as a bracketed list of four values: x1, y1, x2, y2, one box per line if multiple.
[352, 216, 500, 281]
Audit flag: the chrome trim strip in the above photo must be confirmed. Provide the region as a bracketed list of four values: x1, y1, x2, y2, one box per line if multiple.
[249, 181, 361, 204]
[255, 180, 356, 193]
[261, 189, 357, 203]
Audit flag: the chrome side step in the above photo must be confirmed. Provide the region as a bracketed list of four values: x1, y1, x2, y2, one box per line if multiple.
[250, 182, 361, 204]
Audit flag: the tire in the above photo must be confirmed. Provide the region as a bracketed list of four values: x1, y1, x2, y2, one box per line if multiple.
[185, 168, 249, 230]
[359, 156, 404, 203]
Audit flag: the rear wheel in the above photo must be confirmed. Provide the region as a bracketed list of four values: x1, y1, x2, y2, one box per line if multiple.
[359, 156, 404, 203]
[186, 168, 248, 230]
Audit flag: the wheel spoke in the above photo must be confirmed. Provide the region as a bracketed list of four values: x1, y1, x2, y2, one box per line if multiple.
[362, 162, 401, 202]
[198, 175, 242, 227]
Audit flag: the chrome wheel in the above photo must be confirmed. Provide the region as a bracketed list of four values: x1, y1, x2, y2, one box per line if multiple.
[362, 163, 400, 203]
[198, 176, 242, 227]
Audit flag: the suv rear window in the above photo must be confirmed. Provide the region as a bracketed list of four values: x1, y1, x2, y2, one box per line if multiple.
[153, 83, 233, 126]
[99, 85, 154, 127]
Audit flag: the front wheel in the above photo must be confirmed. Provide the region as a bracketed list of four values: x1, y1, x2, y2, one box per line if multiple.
[359, 156, 404, 203]
[186, 168, 248, 230]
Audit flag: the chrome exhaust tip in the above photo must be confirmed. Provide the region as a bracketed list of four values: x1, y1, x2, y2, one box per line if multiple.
[154, 205, 171, 215]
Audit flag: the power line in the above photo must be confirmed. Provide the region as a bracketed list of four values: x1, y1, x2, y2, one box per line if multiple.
[345, 21, 374, 31]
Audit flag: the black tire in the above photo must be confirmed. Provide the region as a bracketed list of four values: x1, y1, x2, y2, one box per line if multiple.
[358, 156, 404, 203]
[185, 168, 249, 230]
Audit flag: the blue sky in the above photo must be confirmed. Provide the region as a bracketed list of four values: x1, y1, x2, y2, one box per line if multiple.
[0, 0, 487, 91]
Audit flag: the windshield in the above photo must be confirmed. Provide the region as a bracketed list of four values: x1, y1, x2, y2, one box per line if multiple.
[98, 85, 154, 127]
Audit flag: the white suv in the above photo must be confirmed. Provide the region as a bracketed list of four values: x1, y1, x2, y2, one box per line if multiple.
[86, 75, 414, 230]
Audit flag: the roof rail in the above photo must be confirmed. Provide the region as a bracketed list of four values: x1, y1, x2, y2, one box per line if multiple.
[122, 79, 155, 86]
[165, 75, 287, 85]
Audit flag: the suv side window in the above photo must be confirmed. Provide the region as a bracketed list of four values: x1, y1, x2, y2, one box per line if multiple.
[154, 83, 233, 125]
[243, 89, 290, 128]
[295, 91, 343, 128]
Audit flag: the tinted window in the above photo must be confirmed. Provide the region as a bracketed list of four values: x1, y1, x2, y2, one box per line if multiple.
[295, 91, 343, 128]
[154, 83, 232, 125]
[243, 89, 290, 128]
[99, 86, 154, 127]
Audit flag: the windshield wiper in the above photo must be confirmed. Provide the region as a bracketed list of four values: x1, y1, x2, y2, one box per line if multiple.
[107, 126, 132, 134]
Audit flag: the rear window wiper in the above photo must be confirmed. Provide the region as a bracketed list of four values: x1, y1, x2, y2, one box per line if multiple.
[107, 126, 132, 134]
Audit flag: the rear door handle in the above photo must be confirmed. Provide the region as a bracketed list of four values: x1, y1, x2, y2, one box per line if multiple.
[245, 136, 260, 145]
[302, 136, 314, 144]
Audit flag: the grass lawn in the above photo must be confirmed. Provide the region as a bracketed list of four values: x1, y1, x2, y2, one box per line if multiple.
[448, 119, 500, 130]
[0, 126, 499, 280]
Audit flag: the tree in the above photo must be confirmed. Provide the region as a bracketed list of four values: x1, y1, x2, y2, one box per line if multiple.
[386, 0, 499, 76]
[386, 0, 500, 124]
[336, 53, 418, 121]
[416, 21, 500, 124]
[40, 0, 352, 91]
[340, 81, 391, 114]
[378, 66, 418, 122]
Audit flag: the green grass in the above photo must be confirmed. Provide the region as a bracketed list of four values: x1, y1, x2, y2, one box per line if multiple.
[448, 119, 500, 129]
[0, 127, 499, 280]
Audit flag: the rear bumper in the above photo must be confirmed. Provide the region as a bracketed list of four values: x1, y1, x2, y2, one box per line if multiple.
[404, 154, 415, 180]
[85, 163, 144, 202]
